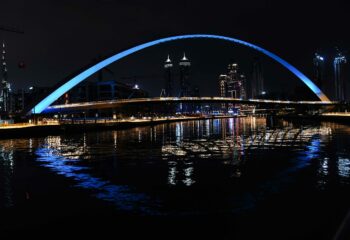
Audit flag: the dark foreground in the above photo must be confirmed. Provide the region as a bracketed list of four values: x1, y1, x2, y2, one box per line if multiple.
[1, 117, 350, 239]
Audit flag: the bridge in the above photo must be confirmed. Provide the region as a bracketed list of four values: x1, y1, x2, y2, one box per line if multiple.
[27, 34, 332, 115]
[42, 97, 338, 114]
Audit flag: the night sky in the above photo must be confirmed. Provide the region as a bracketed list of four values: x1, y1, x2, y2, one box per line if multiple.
[1, 0, 349, 98]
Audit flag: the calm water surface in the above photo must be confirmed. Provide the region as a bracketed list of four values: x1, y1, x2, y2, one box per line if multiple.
[1, 117, 350, 239]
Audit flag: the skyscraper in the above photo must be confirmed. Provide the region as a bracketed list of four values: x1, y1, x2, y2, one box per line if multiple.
[226, 63, 239, 98]
[239, 74, 247, 100]
[179, 53, 191, 97]
[218, 62, 247, 111]
[164, 55, 173, 97]
[0, 41, 11, 114]
[334, 51, 347, 101]
[218, 74, 228, 98]
[218, 74, 228, 109]
[251, 57, 264, 98]
[226, 63, 246, 99]
[313, 53, 325, 90]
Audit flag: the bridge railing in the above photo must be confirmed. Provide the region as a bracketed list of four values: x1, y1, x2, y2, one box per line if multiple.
[44, 97, 339, 112]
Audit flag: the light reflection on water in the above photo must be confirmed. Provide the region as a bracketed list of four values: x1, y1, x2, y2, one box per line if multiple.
[2, 117, 350, 216]
[338, 157, 350, 178]
[0, 143, 14, 208]
[35, 137, 161, 214]
[33, 118, 339, 213]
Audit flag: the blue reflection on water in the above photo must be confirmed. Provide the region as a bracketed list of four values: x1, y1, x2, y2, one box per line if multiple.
[32, 125, 332, 216]
[231, 137, 323, 211]
[35, 147, 160, 215]
[295, 137, 321, 169]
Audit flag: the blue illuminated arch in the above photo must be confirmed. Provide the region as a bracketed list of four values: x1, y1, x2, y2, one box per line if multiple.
[31, 34, 330, 114]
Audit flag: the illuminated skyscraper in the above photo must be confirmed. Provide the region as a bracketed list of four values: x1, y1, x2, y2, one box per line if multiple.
[333, 51, 347, 101]
[240, 74, 247, 100]
[179, 53, 191, 97]
[313, 53, 325, 90]
[251, 57, 264, 98]
[218, 63, 247, 110]
[218, 74, 228, 109]
[164, 55, 173, 97]
[226, 63, 245, 99]
[227, 63, 239, 98]
[218, 74, 228, 98]
[0, 41, 11, 113]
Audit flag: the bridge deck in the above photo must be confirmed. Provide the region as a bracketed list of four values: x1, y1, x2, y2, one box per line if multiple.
[43, 97, 338, 113]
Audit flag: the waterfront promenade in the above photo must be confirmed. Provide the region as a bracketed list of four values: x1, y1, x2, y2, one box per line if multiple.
[0, 115, 241, 139]
[2, 112, 350, 139]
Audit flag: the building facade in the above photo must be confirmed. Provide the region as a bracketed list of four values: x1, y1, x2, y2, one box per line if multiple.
[0, 41, 11, 115]
[334, 51, 347, 101]
[222, 63, 246, 99]
[179, 53, 191, 97]
[218, 62, 247, 111]
[218, 74, 228, 98]
[59, 77, 148, 105]
[164, 55, 173, 97]
[218, 74, 228, 109]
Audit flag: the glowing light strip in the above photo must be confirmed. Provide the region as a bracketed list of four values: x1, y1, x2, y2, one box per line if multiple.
[31, 34, 330, 114]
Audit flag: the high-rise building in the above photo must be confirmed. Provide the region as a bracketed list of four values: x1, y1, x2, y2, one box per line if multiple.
[218, 63, 247, 111]
[226, 63, 246, 99]
[179, 53, 191, 97]
[218, 74, 228, 109]
[218, 74, 228, 98]
[0, 41, 11, 114]
[313, 53, 325, 90]
[226, 63, 239, 98]
[240, 74, 247, 100]
[251, 57, 264, 98]
[164, 55, 173, 97]
[334, 51, 347, 101]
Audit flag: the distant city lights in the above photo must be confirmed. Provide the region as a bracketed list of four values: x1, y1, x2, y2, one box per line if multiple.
[315, 53, 325, 62]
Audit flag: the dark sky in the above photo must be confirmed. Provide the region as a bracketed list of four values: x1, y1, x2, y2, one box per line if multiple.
[1, 0, 349, 98]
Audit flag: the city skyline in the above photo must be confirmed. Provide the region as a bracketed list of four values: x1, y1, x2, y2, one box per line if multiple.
[0, 39, 348, 103]
[1, 0, 350, 98]
[1, 45, 348, 116]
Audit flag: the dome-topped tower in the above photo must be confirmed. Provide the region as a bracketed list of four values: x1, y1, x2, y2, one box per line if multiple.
[179, 52, 191, 97]
[164, 54, 173, 97]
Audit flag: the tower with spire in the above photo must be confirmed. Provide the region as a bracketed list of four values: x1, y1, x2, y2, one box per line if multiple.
[1, 41, 11, 114]
[313, 53, 324, 91]
[179, 52, 191, 97]
[163, 54, 173, 97]
[334, 49, 347, 101]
